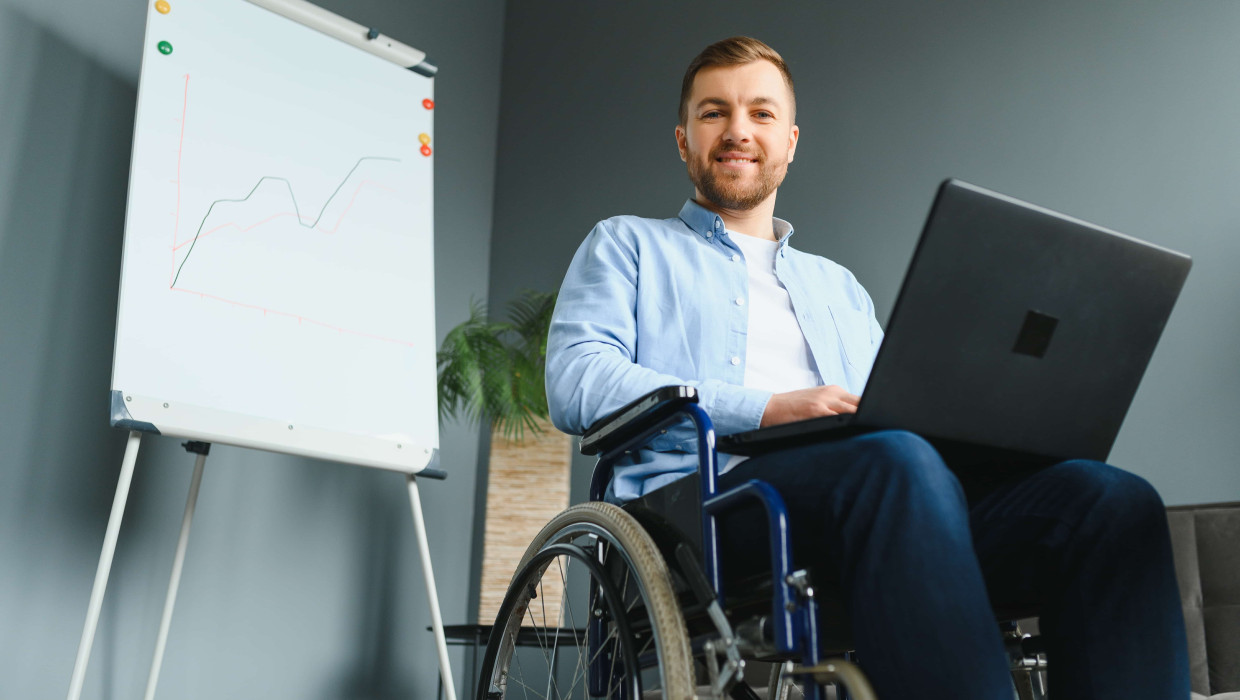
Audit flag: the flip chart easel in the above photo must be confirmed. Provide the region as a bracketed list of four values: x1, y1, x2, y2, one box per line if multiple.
[67, 433, 454, 700]
[66, 0, 456, 698]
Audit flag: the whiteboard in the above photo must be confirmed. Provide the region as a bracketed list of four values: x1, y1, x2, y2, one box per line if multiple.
[110, 0, 439, 473]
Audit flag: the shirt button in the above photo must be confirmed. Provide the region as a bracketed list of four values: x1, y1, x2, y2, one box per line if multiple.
[735, 297, 745, 306]
[706, 231, 713, 238]
[730, 356, 740, 366]
[731, 254, 740, 262]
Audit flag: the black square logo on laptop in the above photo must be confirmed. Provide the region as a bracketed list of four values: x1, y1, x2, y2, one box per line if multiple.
[1013, 310, 1059, 358]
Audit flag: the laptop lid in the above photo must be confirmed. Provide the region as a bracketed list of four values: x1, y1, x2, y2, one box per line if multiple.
[850, 179, 1191, 461]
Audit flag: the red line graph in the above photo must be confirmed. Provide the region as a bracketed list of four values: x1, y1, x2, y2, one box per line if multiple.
[324, 179, 397, 235]
[168, 75, 414, 349]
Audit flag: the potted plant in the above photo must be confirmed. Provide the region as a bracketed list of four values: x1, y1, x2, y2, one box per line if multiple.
[437, 290, 570, 625]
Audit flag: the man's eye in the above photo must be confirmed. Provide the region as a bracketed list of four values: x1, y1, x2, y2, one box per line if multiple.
[755, 111, 774, 119]
[702, 110, 722, 119]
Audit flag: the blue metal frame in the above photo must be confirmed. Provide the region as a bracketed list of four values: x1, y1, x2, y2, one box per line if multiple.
[588, 400, 827, 699]
[703, 480, 799, 653]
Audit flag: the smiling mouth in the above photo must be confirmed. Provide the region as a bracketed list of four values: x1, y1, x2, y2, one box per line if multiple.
[716, 157, 758, 164]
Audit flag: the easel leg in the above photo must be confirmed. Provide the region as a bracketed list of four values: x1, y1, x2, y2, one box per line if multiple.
[143, 442, 209, 700]
[66, 430, 143, 700]
[407, 474, 458, 700]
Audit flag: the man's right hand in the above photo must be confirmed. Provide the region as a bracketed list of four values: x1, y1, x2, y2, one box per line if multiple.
[760, 385, 860, 427]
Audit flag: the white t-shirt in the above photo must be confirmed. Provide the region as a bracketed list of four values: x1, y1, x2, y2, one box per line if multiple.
[724, 229, 821, 471]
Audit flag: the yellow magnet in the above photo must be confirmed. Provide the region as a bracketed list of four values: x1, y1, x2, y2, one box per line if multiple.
[418, 133, 431, 145]
[155, 0, 171, 14]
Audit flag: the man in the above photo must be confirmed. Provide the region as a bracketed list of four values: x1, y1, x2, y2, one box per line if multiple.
[546, 36, 1188, 699]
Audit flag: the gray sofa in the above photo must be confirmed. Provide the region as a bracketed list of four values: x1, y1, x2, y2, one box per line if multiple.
[1168, 501, 1240, 699]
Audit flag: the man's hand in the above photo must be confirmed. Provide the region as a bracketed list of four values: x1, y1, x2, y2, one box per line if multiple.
[760, 385, 860, 427]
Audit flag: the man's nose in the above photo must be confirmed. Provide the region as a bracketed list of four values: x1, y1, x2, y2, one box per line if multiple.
[722, 118, 752, 143]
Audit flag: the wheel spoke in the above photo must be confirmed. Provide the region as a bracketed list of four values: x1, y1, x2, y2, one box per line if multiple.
[620, 564, 632, 611]
[607, 626, 620, 699]
[505, 668, 550, 700]
[637, 632, 655, 659]
[510, 639, 534, 700]
[524, 591, 556, 672]
[565, 622, 618, 697]
[563, 623, 612, 698]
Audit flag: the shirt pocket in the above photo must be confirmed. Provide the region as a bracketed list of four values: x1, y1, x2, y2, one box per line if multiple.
[828, 305, 877, 378]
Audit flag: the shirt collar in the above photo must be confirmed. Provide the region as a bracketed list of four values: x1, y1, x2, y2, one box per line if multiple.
[677, 198, 796, 249]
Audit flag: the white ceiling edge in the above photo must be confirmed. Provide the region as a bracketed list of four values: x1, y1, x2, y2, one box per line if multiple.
[1, 0, 146, 84]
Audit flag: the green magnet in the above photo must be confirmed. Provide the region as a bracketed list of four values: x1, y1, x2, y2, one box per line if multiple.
[157, 41, 173, 55]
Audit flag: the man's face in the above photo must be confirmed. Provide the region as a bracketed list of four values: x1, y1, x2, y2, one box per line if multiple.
[676, 60, 799, 211]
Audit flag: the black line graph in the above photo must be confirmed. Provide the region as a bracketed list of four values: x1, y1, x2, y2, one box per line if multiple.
[171, 155, 401, 287]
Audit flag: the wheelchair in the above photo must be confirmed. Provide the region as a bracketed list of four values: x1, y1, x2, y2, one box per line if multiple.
[476, 386, 1049, 699]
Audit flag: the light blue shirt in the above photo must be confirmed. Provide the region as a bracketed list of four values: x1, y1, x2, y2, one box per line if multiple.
[546, 199, 885, 501]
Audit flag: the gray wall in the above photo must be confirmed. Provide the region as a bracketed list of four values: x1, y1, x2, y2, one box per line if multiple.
[0, 0, 504, 697]
[488, 0, 1240, 507]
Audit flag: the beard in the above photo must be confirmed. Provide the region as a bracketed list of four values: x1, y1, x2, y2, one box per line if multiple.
[687, 146, 788, 211]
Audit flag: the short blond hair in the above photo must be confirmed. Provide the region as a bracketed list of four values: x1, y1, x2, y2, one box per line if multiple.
[678, 36, 795, 125]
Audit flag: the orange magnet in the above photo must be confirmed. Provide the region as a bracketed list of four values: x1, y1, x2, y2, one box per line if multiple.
[155, 0, 171, 13]
[420, 144, 432, 157]
[422, 98, 435, 110]
[418, 133, 431, 145]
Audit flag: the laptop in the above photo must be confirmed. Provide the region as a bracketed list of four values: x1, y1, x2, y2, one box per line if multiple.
[717, 179, 1191, 462]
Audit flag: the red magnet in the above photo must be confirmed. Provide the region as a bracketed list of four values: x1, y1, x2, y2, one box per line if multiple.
[420, 144, 432, 156]
[422, 98, 434, 110]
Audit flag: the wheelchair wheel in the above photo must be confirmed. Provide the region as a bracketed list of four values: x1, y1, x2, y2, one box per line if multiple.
[477, 502, 694, 699]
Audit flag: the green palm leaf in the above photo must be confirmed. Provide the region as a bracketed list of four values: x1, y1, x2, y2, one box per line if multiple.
[436, 290, 558, 442]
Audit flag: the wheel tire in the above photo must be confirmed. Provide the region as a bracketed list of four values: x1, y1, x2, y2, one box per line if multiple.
[478, 502, 694, 699]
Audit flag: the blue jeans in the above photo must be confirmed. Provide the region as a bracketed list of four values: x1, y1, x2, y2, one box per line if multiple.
[714, 430, 1190, 700]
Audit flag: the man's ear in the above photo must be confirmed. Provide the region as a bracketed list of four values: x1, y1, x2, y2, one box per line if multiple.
[675, 125, 688, 162]
[788, 124, 800, 164]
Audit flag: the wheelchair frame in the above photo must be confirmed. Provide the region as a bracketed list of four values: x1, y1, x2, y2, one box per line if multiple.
[479, 385, 1048, 699]
[579, 386, 852, 700]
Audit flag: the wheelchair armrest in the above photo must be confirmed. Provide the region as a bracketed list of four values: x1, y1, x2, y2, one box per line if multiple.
[579, 386, 698, 456]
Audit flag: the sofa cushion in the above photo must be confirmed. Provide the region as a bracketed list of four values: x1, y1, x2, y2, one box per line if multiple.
[1170, 502, 1240, 696]
[1195, 504, 1240, 693]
